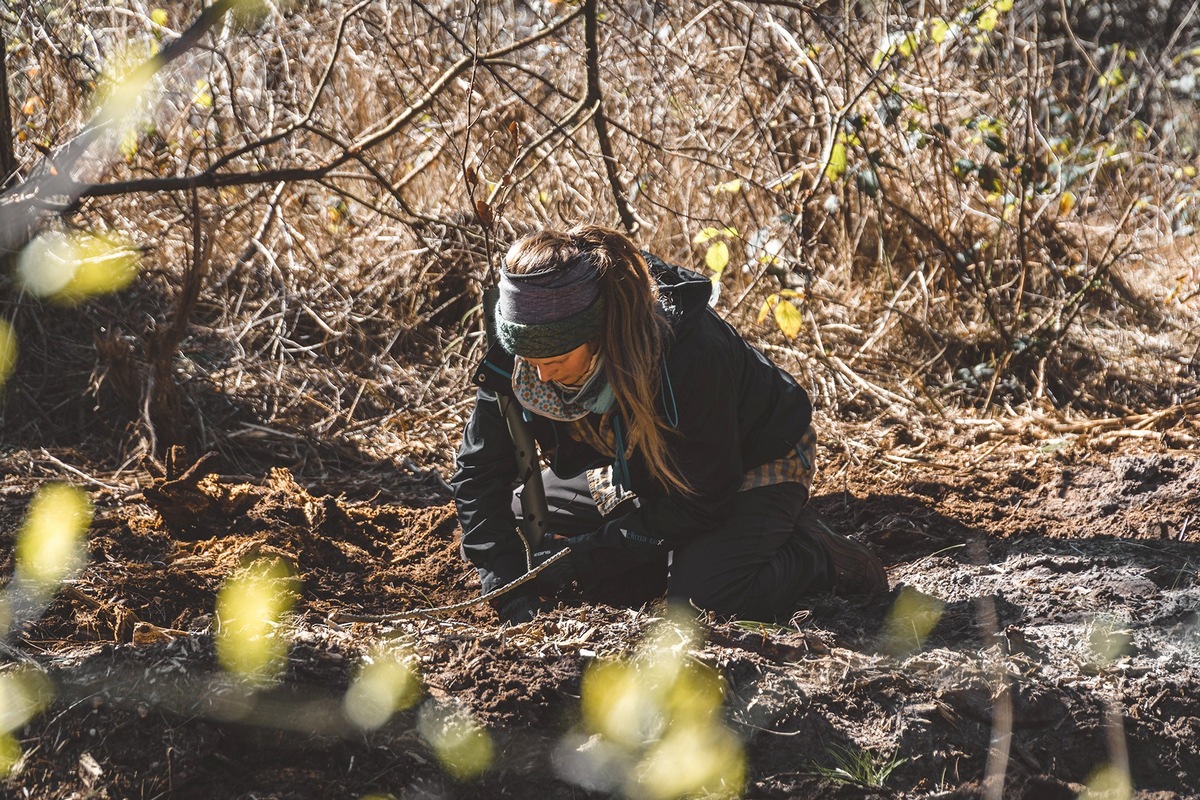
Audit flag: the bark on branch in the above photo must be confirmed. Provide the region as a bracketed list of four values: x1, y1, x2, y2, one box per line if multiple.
[584, 0, 638, 234]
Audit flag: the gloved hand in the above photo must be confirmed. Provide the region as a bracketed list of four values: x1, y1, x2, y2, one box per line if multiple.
[528, 534, 577, 595]
[495, 594, 544, 625]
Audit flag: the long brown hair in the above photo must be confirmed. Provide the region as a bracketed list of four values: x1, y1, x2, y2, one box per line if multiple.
[504, 225, 691, 495]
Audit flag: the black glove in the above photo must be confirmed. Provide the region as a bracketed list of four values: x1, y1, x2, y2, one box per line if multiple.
[528, 534, 577, 595]
[495, 594, 544, 625]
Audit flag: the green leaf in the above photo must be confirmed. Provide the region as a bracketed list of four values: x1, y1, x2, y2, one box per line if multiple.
[774, 300, 804, 339]
[705, 241, 730, 274]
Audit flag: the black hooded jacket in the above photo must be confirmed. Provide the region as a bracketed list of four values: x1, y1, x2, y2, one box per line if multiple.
[451, 256, 813, 594]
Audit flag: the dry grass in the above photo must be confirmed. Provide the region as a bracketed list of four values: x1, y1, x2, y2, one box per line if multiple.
[0, 0, 1197, 474]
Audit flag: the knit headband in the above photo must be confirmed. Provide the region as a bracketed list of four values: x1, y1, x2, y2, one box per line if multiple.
[495, 256, 605, 357]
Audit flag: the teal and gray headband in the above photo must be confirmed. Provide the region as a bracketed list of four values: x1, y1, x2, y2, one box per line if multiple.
[495, 256, 605, 358]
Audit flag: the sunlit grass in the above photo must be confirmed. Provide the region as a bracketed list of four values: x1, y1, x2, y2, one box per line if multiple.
[16, 231, 140, 304]
[215, 558, 297, 685]
[15, 483, 92, 589]
[343, 646, 422, 730]
[813, 743, 907, 788]
[0, 320, 16, 391]
[882, 586, 946, 656]
[417, 702, 494, 780]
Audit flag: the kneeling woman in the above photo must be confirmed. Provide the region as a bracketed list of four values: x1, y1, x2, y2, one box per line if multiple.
[452, 225, 886, 624]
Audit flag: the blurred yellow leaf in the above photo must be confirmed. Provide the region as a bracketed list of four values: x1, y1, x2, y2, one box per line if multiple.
[1059, 191, 1077, 215]
[0, 668, 53, 735]
[883, 586, 946, 656]
[757, 295, 778, 325]
[582, 659, 664, 747]
[693, 226, 739, 245]
[0, 734, 19, 778]
[418, 704, 494, 780]
[20, 96, 42, 115]
[215, 559, 296, 684]
[230, 0, 270, 26]
[977, 8, 999, 31]
[17, 231, 140, 303]
[637, 723, 744, 800]
[664, 661, 724, 725]
[16, 484, 92, 589]
[711, 178, 743, 194]
[119, 128, 139, 160]
[824, 141, 847, 182]
[0, 320, 17, 390]
[996, 0, 1013, 10]
[95, 42, 157, 126]
[1099, 66, 1125, 88]
[705, 241, 730, 275]
[193, 80, 213, 109]
[773, 299, 803, 339]
[870, 43, 891, 70]
[1088, 618, 1132, 664]
[150, 8, 169, 26]
[344, 648, 422, 730]
[929, 17, 950, 43]
[1081, 764, 1132, 800]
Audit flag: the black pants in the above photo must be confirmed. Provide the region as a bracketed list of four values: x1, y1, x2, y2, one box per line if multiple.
[515, 470, 831, 621]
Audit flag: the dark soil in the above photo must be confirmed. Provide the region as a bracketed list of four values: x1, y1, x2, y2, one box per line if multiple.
[3, 435, 1200, 799]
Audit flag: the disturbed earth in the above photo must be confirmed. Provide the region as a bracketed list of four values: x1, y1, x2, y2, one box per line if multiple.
[2, 430, 1200, 800]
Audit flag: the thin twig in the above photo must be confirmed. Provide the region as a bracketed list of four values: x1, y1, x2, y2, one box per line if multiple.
[329, 547, 572, 624]
[36, 450, 127, 492]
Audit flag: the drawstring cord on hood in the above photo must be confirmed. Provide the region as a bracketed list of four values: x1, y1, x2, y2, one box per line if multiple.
[611, 361, 678, 493]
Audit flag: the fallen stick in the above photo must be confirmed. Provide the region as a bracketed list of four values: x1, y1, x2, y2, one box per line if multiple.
[328, 547, 572, 624]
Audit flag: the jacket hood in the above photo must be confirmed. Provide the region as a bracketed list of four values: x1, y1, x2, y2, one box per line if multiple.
[644, 253, 714, 327]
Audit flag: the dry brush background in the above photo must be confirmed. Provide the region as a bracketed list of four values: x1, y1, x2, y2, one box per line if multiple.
[1, 0, 1197, 477]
